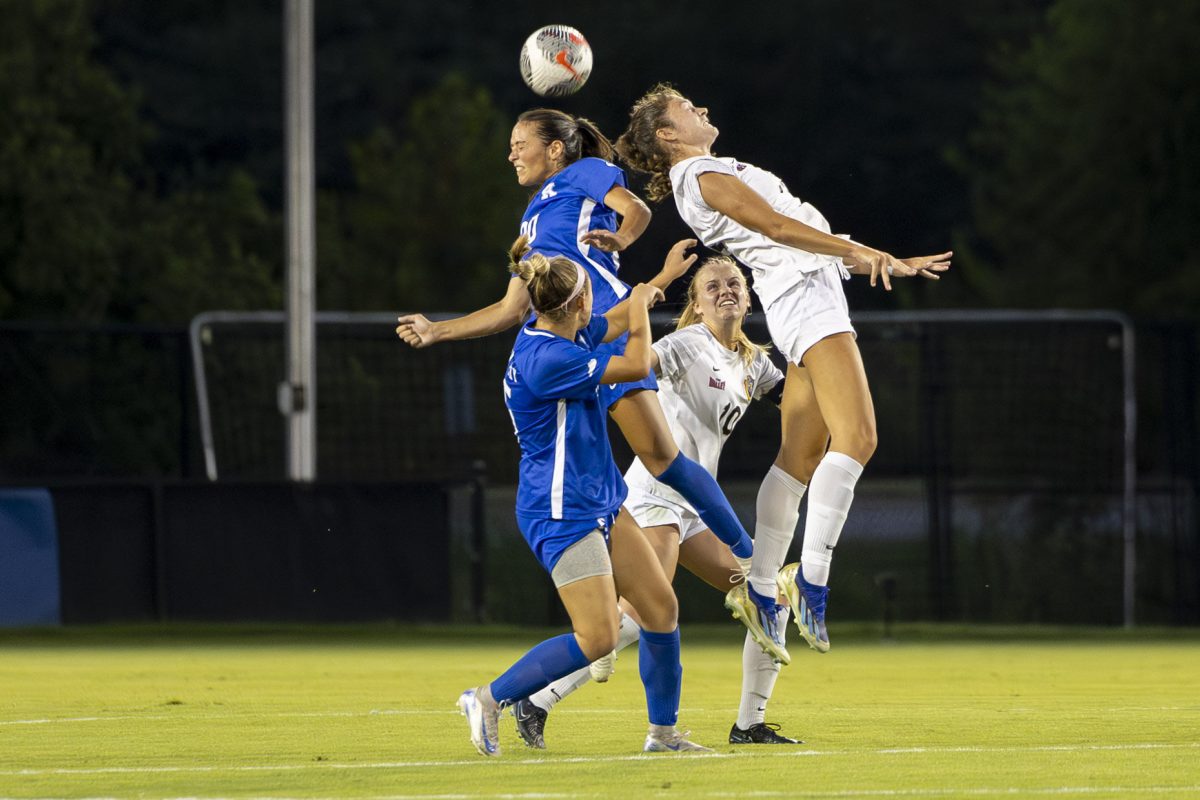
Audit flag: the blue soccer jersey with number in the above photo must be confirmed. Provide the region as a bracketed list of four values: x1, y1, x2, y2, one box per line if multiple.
[518, 157, 630, 315]
[503, 315, 627, 570]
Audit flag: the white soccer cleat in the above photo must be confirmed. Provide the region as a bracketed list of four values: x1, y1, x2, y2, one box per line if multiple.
[457, 687, 501, 757]
[643, 727, 714, 753]
[589, 649, 617, 683]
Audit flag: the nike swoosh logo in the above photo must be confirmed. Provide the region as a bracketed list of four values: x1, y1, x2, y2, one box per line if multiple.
[554, 50, 579, 78]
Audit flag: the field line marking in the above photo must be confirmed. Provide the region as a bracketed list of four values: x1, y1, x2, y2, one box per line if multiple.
[4, 742, 1199, 777]
[6, 705, 1195, 727]
[0, 709, 642, 726]
[5, 787, 1200, 800]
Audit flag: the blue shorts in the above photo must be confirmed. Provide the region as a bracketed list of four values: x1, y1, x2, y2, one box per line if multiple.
[517, 510, 618, 574]
[595, 334, 659, 410]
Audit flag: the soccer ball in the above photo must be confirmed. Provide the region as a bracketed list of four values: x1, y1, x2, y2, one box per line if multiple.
[519, 25, 592, 97]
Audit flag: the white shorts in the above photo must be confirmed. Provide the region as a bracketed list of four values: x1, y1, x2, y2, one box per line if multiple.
[764, 264, 855, 365]
[625, 486, 709, 544]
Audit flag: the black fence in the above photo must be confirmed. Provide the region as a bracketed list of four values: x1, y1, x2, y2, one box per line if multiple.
[1, 316, 1197, 624]
[3, 481, 470, 624]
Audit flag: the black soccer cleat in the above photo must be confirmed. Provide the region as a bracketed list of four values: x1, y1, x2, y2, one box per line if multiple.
[510, 698, 548, 749]
[728, 722, 802, 745]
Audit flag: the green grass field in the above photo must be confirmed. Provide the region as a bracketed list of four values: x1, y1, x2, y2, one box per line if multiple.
[2, 624, 1198, 799]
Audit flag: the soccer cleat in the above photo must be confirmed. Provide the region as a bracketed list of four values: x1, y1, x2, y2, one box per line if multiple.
[725, 583, 791, 665]
[643, 728, 714, 753]
[728, 721, 803, 745]
[509, 697, 547, 749]
[457, 687, 501, 757]
[778, 562, 830, 653]
[589, 649, 616, 683]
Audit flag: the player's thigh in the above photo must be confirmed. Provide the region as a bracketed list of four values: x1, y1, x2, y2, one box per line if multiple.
[609, 509, 678, 632]
[640, 524, 682, 582]
[802, 332, 877, 459]
[556, 572, 621, 659]
[608, 389, 680, 474]
[776, 362, 831, 481]
[678, 529, 745, 591]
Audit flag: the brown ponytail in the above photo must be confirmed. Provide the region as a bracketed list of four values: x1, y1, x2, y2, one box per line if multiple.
[516, 109, 615, 165]
[615, 83, 684, 202]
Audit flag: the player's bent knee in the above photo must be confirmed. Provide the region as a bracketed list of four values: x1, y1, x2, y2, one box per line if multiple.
[639, 592, 679, 634]
[574, 624, 619, 660]
[833, 425, 877, 464]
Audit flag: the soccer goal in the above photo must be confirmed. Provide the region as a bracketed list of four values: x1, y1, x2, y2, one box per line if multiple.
[190, 309, 1137, 625]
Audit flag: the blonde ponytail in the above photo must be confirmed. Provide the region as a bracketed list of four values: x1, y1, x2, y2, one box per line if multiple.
[507, 235, 589, 322]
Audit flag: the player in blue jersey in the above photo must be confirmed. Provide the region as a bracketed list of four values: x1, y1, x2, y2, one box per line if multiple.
[397, 109, 755, 592]
[510, 256, 803, 750]
[457, 237, 709, 756]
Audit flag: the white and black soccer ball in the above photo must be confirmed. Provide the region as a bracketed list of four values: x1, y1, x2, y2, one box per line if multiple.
[519, 25, 592, 97]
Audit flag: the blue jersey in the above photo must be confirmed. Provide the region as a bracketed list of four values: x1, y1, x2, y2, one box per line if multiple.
[519, 157, 630, 315]
[504, 315, 627, 525]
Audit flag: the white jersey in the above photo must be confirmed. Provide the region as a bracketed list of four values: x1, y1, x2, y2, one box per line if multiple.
[670, 155, 850, 312]
[624, 324, 783, 509]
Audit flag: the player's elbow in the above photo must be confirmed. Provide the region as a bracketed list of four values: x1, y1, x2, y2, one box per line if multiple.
[631, 197, 652, 224]
[762, 215, 788, 242]
[499, 301, 530, 329]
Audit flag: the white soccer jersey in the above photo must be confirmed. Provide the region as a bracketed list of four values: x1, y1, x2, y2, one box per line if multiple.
[624, 324, 783, 509]
[670, 155, 849, 312]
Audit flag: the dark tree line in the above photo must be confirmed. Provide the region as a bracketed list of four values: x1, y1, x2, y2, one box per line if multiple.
[1, 0, 1195, 323]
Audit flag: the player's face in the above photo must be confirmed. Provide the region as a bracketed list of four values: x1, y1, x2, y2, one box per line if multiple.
[509, 122, 560, 187]
[664, 98, 718, 148]
[694, 263, 748, 324]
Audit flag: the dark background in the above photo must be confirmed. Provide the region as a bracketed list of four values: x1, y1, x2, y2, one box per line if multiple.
[4, 0, 1196, 325]
[1, 0, 1197, 625]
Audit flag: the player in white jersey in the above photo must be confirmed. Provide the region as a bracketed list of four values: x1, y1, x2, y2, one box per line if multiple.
[615, 84, 951, 657]
[510, 256, 804, 748]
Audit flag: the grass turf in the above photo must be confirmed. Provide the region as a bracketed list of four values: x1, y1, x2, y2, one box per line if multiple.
[1, 623, 1198, 799]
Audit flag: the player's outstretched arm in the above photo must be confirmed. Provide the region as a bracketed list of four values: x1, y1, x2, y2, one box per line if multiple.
[580, 186, 651, 253]
[697, 171, 912, 290]
[647, 238, 699, 294]
[396, 276, 532, 348]
[601, 283, 663, 383]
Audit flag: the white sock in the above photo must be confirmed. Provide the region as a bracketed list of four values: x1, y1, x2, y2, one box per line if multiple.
[749, 465, 806, 598]
[801, 451, 863, 586]
[529, 611, 640, 711]
[736, 606, 788, 729]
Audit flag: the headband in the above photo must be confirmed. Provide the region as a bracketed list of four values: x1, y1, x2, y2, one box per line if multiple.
[556, 263, 587, 311]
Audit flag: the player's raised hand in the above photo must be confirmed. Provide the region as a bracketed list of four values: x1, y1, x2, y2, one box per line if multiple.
[580, 228, 630, 253]
[629, 283, 666, 309]
[396, 313, 437, 348]
[898, 251, 953, 280]
[659, 238, 699, 284]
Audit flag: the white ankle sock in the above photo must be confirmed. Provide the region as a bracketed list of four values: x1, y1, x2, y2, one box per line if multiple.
[749, 465, 806, 598]
[801, 451, 863, 586]
[735, 606, 788, 728]
[530, 611, 640, 711]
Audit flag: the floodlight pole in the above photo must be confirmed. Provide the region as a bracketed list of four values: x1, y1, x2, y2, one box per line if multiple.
[282, 0, 317, 480]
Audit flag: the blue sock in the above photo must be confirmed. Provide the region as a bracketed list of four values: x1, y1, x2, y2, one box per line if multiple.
[489, 633, 589, 706]
[638, 627, 682, 726]
[656, 452, 753, 557]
